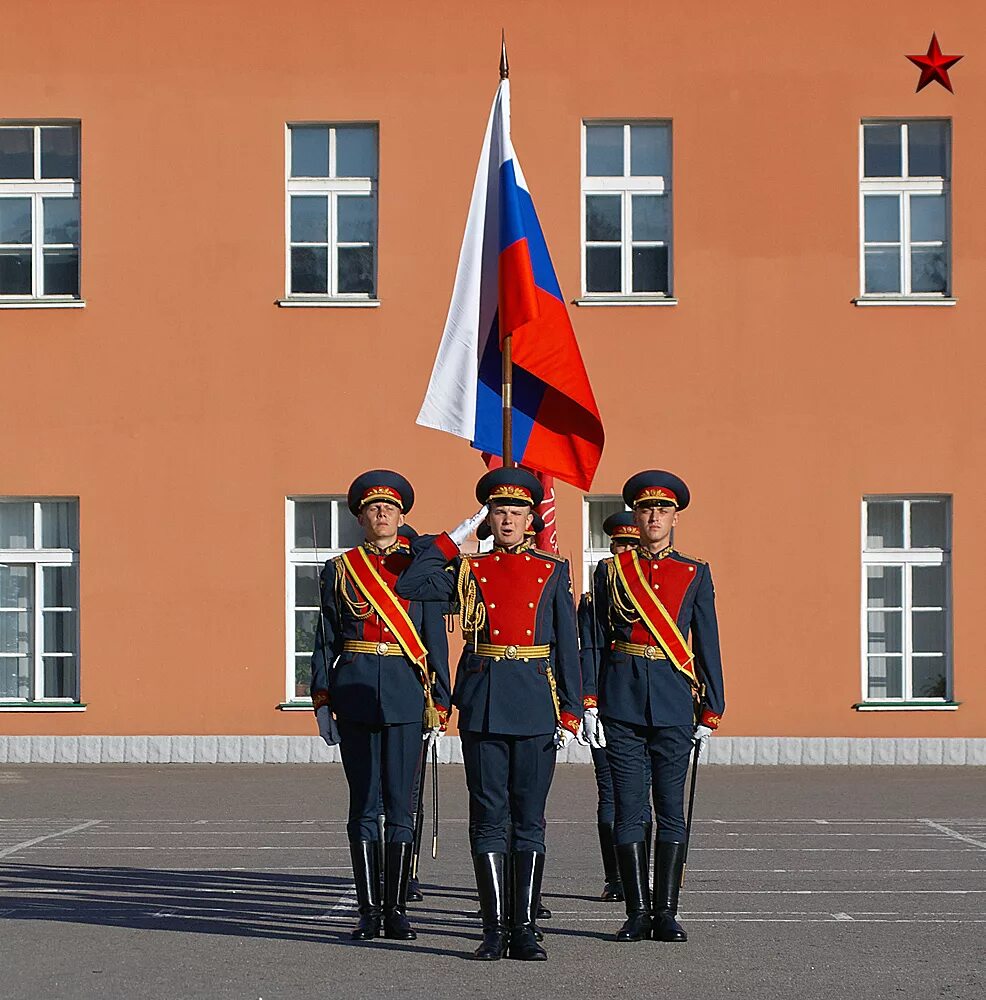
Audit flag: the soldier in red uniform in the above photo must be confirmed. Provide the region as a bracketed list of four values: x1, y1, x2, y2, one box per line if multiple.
[396, 468, 582, 962]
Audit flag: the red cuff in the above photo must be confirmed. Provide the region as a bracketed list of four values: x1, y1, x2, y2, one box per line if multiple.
[312, 690, 330, 712]
[435, 532, 461, 561]
[583, 695, 598, 710]
[700, 708, 721, 730]
[436, 704, 450, 731]
[560, 712, 581, 736]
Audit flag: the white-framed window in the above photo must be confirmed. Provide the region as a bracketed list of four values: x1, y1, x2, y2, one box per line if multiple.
[859, 120, 951, 299]
[0, 499, 80, 703]
[861, 496, 951, 704]
[582, 495, 625, 591]
[581, 121, 672, 300]
[284, 124, 378, 301]
[0, 123, 81, 302]
[284, 496, 363, 703]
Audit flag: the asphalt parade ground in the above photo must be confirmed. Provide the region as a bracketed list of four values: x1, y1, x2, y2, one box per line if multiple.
[1, 764, 984, 1000]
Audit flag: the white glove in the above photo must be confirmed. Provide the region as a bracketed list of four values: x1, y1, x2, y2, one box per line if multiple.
[316, 705, 340, 747]
[449, 506, 489, 546]
[422, 726, 443, 744]
[581, 707, 606, 749]
[693, 724, 713, 759]
[553, 726, 576, 752]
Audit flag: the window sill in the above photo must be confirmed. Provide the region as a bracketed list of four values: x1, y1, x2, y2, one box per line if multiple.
[852, 296, 956, 307]
[573, 296, 678, 307]
[277, 701, 313, 711]
[0, 702, 87, 712]
[0, 299, 86, 310]
[853, 701, 959, 712]
[276, 298, 380, 308]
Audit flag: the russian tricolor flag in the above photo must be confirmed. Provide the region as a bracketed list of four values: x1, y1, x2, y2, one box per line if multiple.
[417, 78, 604, 491]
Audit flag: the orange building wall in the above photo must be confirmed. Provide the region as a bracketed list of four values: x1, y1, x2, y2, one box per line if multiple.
[2, 1, 984, 738]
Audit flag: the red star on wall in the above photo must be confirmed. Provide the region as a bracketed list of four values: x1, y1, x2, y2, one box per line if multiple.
[906, 33, 963, 93]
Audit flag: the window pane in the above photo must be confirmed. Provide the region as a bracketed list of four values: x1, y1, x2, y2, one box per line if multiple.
[912, 565, 945, 608]
[907, 121, 948, 177]
[295, 610, 319, 654]
[43, 656, 76, 698]
[43, 566, 77, 608]
[337, 512, 363, 549]
[632, 195, 669, 242]
[910, 195, 946, 243]
[867, 656, 903, 698]
[866, 501, 903, 548]
[630, 123, 670, 177]
[0, 502, 34, 547]
[337, 246, 374, 294]
[0, 251, 32, 295]
[912, 610, 945, 654]
[290, 126, 329, 177]
[586, 246, 621, 293]
[40, 127, 79, 180]
[295, 565, 320, 608]
[43, 197, 80, 245]
[43, 609, 77, 653]
[0, 611, 31, 654]
[910, 247, 947, 294]
[336, 126, 377, 178]
[912, 658, 947, 698]
[0, 565, 32, 609]
[0, 198, 32, 244]
[0, 656, 31, 698]
[43, 251, 79, 297]
[632, 246, 669, 293]
[867, 610, 902, 653]
[866, 565, 902, 608]
[290, 247, 328, 294]
[41, 501, 79, 549]
[295, 654, 311, 698]
[910, 501, 947, 548]
[863, 123, 902, 177]
[290, 196, 327, 243]
[293, 501, 333, 549]
[864, 248, 900, 294]
[585, 125, 623, 176]
[588, 499, 624, 549]
[863, 195, 899, 243]
[0, 128, 34, 179]
[585, 195, 621, 241]
[337, 195, 376, 243]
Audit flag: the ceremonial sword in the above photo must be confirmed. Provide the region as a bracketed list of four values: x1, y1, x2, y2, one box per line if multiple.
[680, 737, 702, 887]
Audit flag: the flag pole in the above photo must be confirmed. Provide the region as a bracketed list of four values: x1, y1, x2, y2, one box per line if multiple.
[499, 31, 515, 468]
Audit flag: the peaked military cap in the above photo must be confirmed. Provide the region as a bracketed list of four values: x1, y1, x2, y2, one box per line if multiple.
[602, 510, 640, 542]
[347, 470, 414, 517]
[476, 467, 543, 508]
[622, 470, 690, 511]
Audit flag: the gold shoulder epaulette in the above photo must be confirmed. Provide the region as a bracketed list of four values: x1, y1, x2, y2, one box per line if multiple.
[533, 549, 566, 562]
[674, 550, 707, 565]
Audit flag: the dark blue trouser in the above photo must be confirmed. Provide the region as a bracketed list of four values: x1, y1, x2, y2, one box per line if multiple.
[338, 718, 422, 843]
[602, 718, 691, 845]
[461, 731, 557, 854]
[592, 743, 653, 826]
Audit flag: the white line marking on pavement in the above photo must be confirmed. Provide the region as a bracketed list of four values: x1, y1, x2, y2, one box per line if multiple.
[0, 820, 101, 860]
[23, 846, 349, 851]
[832, 912, 854, 920]
[921, 819, 986, 851]
[321, 889, 356, 918]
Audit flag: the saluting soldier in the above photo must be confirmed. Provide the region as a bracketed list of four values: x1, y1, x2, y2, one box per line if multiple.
[577, 511, 652, 903]
[396, 468, 582, 962]
[592, 471, 724, 944]
[311, 472, 451, 942]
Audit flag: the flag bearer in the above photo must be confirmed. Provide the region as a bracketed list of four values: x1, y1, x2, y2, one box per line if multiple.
[592, 471, 724, 944]
[396, 468, 582, 962]
[311, 472, 451, 942]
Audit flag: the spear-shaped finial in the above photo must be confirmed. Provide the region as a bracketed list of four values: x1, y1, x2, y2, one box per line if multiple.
[499, 30, 509, 80]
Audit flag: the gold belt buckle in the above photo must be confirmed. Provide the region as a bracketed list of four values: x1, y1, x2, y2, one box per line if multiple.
[644, 645, 660, 660]
[376, 642, 390, 655]
[504, 644, 519, 660]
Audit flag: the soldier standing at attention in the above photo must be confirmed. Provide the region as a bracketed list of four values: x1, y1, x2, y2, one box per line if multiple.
[593, 471, 724, 944]
[396, 468, 583, 962]
[577, 511, 652, 903]
[311, 472, 451, 942]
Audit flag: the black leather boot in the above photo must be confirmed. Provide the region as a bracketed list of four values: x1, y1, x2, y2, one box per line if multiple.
[507, 851, 548, 961]
[349, 840, 382, 941]
[643, 819, 654, 872]
[382, 842, 417, 940]
[532, 851, 550, 939]
[652, 840, 688, 942]
[407, 876, 424, 902]
[598, 822, 624, 902]
[472, 852, 508, 960]
[614, 841, 651, 941]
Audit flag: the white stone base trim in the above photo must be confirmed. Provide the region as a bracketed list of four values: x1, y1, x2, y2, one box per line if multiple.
[0, 736, 984, 765]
